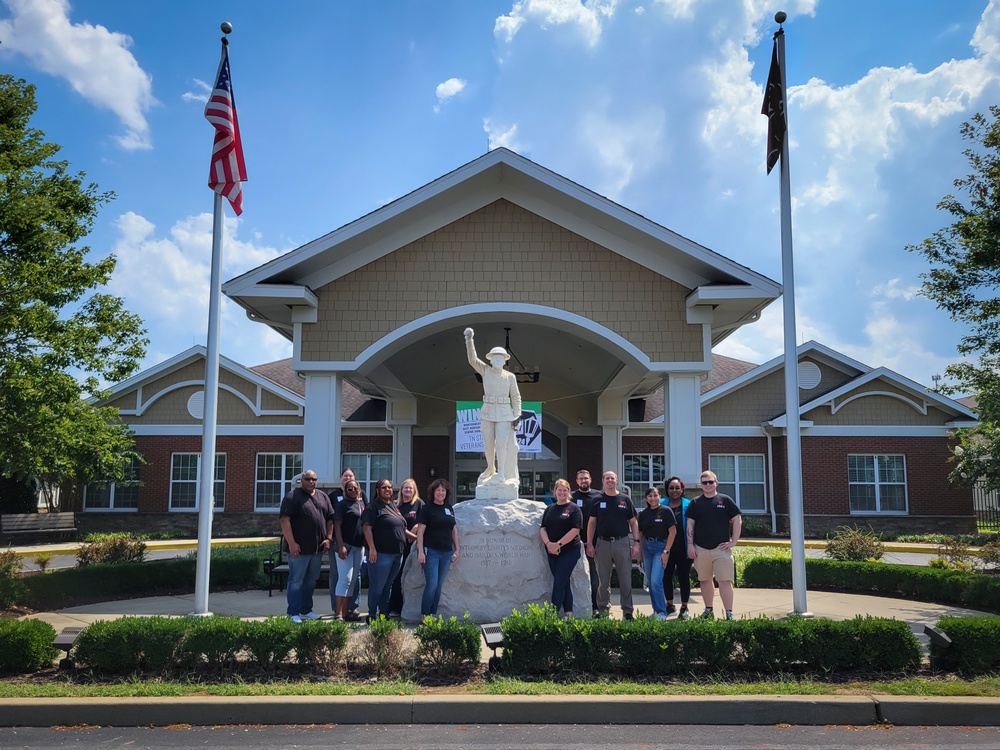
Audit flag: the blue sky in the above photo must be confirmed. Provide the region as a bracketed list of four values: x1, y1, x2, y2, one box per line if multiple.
[2, 0, 998, 391]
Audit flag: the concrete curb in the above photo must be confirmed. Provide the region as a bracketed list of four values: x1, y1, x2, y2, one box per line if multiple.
[2, 695, 997, 727]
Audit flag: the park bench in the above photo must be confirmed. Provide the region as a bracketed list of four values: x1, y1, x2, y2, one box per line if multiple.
[263, 538, 331, 596]
[0, 512, 76, 543]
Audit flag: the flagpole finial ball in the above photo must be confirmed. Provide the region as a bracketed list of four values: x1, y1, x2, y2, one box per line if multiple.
[774, 11, 786, 24]
[220, 21, 233, 34]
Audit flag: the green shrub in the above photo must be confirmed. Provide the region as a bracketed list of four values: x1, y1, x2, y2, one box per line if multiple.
[825, 525, 885, 562]
[294, 619, 348, 672]
[414, 614, 481, 674]
[73, 618, 145, 673]
[132, 617, 191, 671]
[936, 537, 980, 572]
[740, 516, 773, 537]
[243, 618, 298, 670]
[500, 603, 570, 675]
[0, 548, 26, 609]
[734, 545, 790, 587]
[178, 617, 245, 671]
[0, 618, 58, 672]
[934, 616, 1000, 674]
[76, 534, 146, 567]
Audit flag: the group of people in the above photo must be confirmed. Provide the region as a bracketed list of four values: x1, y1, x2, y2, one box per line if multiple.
[279, 469, 460, 623]
[542, 468, 742, 621]
[281, 465, 742, 624]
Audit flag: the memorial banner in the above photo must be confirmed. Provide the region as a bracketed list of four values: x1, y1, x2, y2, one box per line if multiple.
[456, 401, 542, 453]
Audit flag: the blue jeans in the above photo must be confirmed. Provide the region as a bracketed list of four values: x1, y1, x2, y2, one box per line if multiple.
[286, 550, 323, 616]
[367, 551, 402, 619]
[335, 544, 364, 597]
[547, 543, 581, 615]
[642, 538, 668, 616]
[421, 547, 453, 616]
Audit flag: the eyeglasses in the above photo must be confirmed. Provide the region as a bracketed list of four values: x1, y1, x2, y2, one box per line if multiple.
[701, 480, 716, 485]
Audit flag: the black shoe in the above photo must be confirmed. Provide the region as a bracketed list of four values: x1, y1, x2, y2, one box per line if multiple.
[679, 607, 690, 621]
[623, 612, 634, 621]
[700, 608, 715, 620]
[665, 603, 677, 616]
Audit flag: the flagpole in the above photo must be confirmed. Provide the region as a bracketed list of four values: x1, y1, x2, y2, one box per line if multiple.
[191, 22, 239, 617]
[191, 188, 225, 617]
[773, 12, 810, 616]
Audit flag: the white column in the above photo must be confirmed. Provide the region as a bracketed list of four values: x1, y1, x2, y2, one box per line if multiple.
[597, 377, 629, 478]
[303, 373, 342, 485]
[387, 396, 417, 483]
[665, 374, 702, 486]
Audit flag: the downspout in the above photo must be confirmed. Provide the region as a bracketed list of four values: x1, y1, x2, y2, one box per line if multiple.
[762, 424, 777, 534]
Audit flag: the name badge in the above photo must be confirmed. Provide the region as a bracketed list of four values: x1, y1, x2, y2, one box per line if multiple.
[445, 508, 453, 516]
[599, 502, 606, 509]
[576, 499, 583, 507]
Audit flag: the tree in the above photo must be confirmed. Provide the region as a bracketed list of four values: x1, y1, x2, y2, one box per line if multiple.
[908, 104, 1000, 490]
[0, 74, 147, 509]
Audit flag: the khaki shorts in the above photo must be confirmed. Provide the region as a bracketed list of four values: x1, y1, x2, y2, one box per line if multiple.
[692, 544, 735, 582]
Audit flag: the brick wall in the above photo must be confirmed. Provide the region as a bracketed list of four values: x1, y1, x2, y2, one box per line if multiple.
[566, 436, 602, 480]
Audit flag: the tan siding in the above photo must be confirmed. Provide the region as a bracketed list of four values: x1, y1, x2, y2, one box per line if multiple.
[702, 370, 786, 426]
[301, 199, 704, 363]
[808, 381, 956, 427]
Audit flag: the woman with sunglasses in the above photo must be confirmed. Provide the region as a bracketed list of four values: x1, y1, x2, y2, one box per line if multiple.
[362, 479, 408, 621]
[332, 479, 367, 621]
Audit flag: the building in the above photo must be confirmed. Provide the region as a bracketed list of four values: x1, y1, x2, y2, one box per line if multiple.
[81, 150, 978, 536]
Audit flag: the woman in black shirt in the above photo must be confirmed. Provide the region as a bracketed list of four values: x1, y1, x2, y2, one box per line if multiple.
[637, 486, 677, 620]
[387, 478, 423, 617]
[333, 480, 367, 620]
[415, 478, 460, 616]
[363, 478, 408, 621]
[539, 478, 583, 618]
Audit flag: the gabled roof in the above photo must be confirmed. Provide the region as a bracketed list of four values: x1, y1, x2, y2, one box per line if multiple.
[767, 365, 979, 427]
[101, 346, 304, 409]
[701, 340, 870, 407]
[222, 148, 780, 345]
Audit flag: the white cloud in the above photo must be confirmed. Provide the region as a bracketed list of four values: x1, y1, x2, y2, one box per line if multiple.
[495, 0, 621, 47]
[484, 119, 523, 151]
[182, 79, 212, 104]
[0, 0, 156, 150]
[433, 77, 467, 113]
[872, 279, 921, 302]
[107, 212, 291, 368]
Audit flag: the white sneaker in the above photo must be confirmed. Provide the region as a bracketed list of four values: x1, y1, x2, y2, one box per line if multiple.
[302, 612, 322, 620]
[290, 615, 303, 624]
[655, 613, 668, 621]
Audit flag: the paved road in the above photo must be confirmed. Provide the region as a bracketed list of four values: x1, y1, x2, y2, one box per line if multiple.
[2, 725, 1000, 749]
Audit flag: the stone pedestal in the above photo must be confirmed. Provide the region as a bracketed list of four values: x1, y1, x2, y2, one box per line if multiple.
[474, 482, 520, 502]
[400, 498, 592, 623]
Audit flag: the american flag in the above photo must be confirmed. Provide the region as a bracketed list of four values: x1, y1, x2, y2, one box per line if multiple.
[205, 44, 247, 215]
[760, 38, 786, 175]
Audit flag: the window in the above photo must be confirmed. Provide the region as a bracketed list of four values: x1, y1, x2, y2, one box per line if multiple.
[709, 454, 766, 512]
[255, 453, 302, 510]
[341, 453, 392, 499]
[84, 457, 141, 511]
[623, 453, 666, 507]
[170, 453, 225, 511]
[849, 454, 907, 513]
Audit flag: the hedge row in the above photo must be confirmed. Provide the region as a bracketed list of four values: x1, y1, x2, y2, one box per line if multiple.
[23, 551, 266, 610]
[0, 619, 59, 672]
[499, 604, 921, 676]
[933, 616, 1000, 674]
[742, 557, 1000, 613]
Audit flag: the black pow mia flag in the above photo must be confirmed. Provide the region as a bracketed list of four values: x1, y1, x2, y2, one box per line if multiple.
[761, 37, 786, 175]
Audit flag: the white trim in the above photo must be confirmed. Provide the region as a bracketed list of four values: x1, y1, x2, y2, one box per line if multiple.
[701, 426, 773, 437]
[294, 303, 712, 374]
[829, 390, 928, 416]
[778, 425, 957, 438]
[129, 425, 305, 437]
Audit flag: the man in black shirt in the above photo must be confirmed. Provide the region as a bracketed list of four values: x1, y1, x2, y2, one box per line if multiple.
[279, 470, 334, 623]
[572, 469, 603, 617]
[585, 470, 640, 620]
[686, 470, 742, 620]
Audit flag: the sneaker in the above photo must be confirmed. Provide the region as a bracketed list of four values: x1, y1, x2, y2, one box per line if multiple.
[301, 611, 322, 620]
[387, 612, 401, 619]
[344, 610, 364, 622]
[700, 609, 715, 620]
[725, 610, 734, 621]
[655, 612, 668, 621]
[290, 615, 303, 624]
[623, 612, 634, 621]
[665, 603, 677, 616]
[679, 608, 690, 621]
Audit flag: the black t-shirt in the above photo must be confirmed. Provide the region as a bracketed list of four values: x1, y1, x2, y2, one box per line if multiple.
[398, 498, 425, 533]
[637, 504, 676, 542]
[686, 492, 741, 549]
[363, 502, 407, 554]
[667, 501, 689, 554]
[571, 488, 602, 544]
[336, 496, 368, 547]
[417, 502, 457, 552]
[591, 493, 636, 539]
[278, 488, 334, 555]
[540, 502, 583, 550]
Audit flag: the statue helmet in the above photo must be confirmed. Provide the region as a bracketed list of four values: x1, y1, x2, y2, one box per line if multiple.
[486, 346, 510, 361]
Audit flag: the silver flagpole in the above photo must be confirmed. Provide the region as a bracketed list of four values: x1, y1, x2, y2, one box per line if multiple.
[774, 12, 810, 616]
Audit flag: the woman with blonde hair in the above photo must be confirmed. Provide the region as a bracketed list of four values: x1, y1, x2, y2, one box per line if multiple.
[539, 478, 583, 618]
[387, 478, 423, 617]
